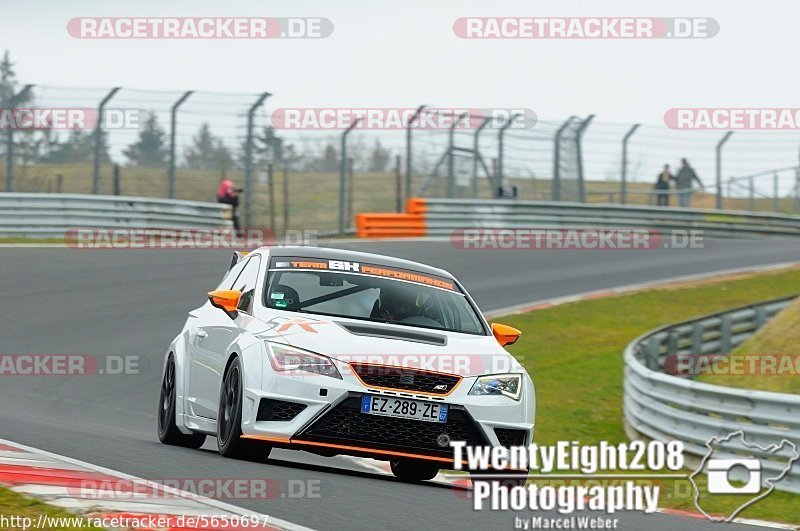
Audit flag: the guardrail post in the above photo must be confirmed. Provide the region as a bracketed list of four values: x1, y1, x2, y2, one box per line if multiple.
[405, 105, 426, 201]
[715, 131, 733, 209]
[749, 177, 755, 211]
[447, 113, 468, 198]
[471, 116, 490, 198]
[621, 124, 640, 205]
[168, 90, 193, 199]
[552, 116, 576, 201]
[691, 323, 705, 355]
[720, 315, 732, 353]
[339, 118, 361, 234]
[244, 92, 271, 229]
[666, 331, 679, 358]
[497, 113, 521, 196]
[754, 306, 767, 329]
[646, 336, 661, 371]
[92, 87, 121, 195]
[5, 84, 34, 192]
[575, 114, 595, 203]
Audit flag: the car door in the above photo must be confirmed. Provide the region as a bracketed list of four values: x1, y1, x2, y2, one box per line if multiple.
[187, 255, 262, 420]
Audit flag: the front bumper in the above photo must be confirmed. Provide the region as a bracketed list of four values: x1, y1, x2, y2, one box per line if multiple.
[240, 357, 535, 465]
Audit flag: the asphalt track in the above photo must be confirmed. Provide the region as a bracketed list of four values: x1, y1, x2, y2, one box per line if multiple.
[2, 238, 800, 530]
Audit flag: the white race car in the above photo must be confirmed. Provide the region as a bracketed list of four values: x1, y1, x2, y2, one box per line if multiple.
[158, 246, 535, 481]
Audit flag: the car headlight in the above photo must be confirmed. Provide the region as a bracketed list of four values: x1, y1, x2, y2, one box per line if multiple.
[469, 373, 522, 400]
[266, 343, 342, 380]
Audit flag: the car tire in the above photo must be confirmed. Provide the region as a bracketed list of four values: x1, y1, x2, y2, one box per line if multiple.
[217, 356, 271, 462]
[390, 459, 439, 482]
[157, 354, 207, 449]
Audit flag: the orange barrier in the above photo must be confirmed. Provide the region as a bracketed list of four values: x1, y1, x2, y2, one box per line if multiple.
[355, 199, 428, 238]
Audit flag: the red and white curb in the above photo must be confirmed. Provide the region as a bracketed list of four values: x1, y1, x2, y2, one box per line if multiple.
[0, 438, 311, 531]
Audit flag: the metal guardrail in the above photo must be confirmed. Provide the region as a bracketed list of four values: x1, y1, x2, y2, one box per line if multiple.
[623, 296, 800, 493]
[0, 193, 232, 238]
[412, 198, 800, 238]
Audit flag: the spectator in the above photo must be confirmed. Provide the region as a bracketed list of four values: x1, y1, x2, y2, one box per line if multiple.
[216, 179, 242, 230]
[675, 158, 703, 208]
[654, 164, 674, 207]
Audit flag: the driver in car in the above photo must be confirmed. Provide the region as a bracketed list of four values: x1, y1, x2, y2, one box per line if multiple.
[375, 285, 422, 322]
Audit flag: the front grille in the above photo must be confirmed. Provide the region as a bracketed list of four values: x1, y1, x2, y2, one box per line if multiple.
[350, 363, 460, 395]
[495, 428, 528, 447]
[257, 399, 306, 421]
[299, 395, 487, 456]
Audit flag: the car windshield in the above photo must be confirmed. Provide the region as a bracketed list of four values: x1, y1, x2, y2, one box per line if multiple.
[264, 258, 486, 335]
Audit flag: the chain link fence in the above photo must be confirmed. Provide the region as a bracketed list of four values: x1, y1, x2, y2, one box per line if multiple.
[3, 87, 800, 236]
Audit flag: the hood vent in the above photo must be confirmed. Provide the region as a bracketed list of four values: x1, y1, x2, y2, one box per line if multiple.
[335, 322, 447, 346]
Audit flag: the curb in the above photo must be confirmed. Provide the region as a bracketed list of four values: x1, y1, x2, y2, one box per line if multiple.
[0, 438, 311, 531]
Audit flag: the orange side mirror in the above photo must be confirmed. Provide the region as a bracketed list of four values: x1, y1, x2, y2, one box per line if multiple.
[208, 290, 242, 315]
[492, 323, 521, 347]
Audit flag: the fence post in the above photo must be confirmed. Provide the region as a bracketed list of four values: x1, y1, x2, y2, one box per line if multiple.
[282, 166, 289, 235]
[395, 154, 402, 212]
[749, 177, 755, 211]
[113, 164, 120, 195]
[552, 116, 576, 201]
[620, 123, 640, 205]
[405, 105, 426, 201]
[339, 118, 361, 234]
[267, 164, 275, 236]
[56, 174, 63, 193]
[773, 172, 780, 212]
[346, 157, 354, 227]
[471, 116, 490, 198]
[497, 113, 521, 196]
[5, 84, 34, 192]
[92, 87, 120, 195]
[168, 90, 193, 199]
[447, 113, 468, 198]
[715, 131, 733, 209]
[244, 92, 271, 229]
[795, 167, 800, 213]
[574, 114, 595, 203]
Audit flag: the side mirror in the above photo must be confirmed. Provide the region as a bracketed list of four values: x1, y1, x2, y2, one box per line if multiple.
[491, 323, 521, 347]
[208, 290, 241, 316]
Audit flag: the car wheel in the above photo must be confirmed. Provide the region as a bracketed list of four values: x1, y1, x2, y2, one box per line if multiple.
[157, 354, 207, 448]
[217, 357, 271, 462]
[390, 459, 439, 482]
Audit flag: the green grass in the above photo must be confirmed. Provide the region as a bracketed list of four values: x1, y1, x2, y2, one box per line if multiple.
[496, 267, 800, 524]
[699, 297, 800, 393]
[0, 486, 103, 530]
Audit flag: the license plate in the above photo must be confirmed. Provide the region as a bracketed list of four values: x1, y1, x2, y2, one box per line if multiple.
[361, 395, 448, 423]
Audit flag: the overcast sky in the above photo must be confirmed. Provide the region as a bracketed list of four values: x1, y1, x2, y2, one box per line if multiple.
[1, 0, 796, 123]
[2, 0, 799, 189]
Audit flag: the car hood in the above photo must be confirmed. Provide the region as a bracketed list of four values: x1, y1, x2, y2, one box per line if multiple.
[253, 311, 521, 378]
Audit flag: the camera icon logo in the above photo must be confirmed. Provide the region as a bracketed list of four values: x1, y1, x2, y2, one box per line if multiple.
[706, 458, 761, 494]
